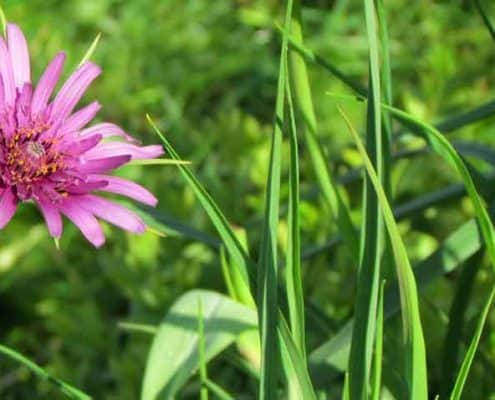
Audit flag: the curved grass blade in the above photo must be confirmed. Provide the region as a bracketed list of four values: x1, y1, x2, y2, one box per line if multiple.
[348, 2, 385, 398]
[450, 285, 495, 400]
[256, 0, 293, 397]
[203, 379, 235, 400]
[285, 57, 305, 360]
[147, 116, 316, 398]
[147, 115, 253, 289]
[0, 344, 91, 400]
[340, 107, 428, 399]
[289, 0, 359, 265]
[118, 322, 157, 335]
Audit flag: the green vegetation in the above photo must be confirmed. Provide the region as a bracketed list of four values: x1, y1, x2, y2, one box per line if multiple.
[2, 0, 495, 399]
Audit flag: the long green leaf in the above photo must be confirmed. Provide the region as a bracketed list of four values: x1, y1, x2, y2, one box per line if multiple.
[348, 2, 384, 398]
[0, 344, 91, 400]
[450, 285, 495, 400]
[474, 0, 495, 43]
[309, 211, 487, 380]
[147, 116, 316, 398]
[256, 0, 293, 397]
[288, 0, 359, 264]
[340, 107, 428, 399]
[285, 58, 305, 360]
[371, 280, 385, 400]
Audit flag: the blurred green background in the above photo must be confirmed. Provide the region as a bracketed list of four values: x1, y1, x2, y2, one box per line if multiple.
[1, 0, 495, 398]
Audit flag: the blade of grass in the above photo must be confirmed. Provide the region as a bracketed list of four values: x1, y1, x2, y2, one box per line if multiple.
[340, 107, 428, 399]
[348, 2, 384, 399]
[147, 116, 316, 399]
[371, 280, 385, 400]
[257, 0, 293, 397]
[78, 32, 101, 67]
[0, 344, 92, 400]
[146, 115, 253, 291]
[309, 210, 489, 382]
[440, 251, 483, 398]
[450, 285, 495, 400]
[198, 298, 209, 400]
[285, 59, 305, 360]
[204, 379, 235, 400]
[289, 0, 359, 265]
[117, 322, 157, 335]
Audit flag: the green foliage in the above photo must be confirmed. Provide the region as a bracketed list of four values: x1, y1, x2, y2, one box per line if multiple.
[2, 1, 495, 399]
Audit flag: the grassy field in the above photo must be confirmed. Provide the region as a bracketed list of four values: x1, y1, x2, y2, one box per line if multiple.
[1, 0, 495, 399]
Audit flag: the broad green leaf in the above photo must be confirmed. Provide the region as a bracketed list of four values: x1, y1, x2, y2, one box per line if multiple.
[340, 107, 428, 399]
[0, 344, 91, 400]
[141, 290, 257, 400]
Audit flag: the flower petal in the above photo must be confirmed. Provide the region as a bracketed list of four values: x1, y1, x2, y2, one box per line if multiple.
[58, 101, 101, 136]
[79, 122, 136, 142]
[78, 155, 131, 174]
[37, 200, 62, 238]
[7, 23, 30, 88]
[0, 37, 16, 104]
[31, 52, 66, 115]
[78, 195, 146, 233]
[91, 175, 158, 206]
[50, 62, 101, 121]
[0, 188, 17, 229]
[59, 200, 104, 247]
[85, 143, 164, 160]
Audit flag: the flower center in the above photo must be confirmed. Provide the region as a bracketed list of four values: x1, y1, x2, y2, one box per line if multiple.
[2, 123, 66, 198]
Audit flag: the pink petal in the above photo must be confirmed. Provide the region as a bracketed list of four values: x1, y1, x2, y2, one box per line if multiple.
[31, 52, 66, 115]
[58, 101, 101, 136]
[37, 200, 62, 238]
[59, 200, 104, 247]
[78, 195, 146, 233]
[78, 155, 131, 174]
[50, 62, 101, 121]
[0, 188, 17, 229]
[66, 180, 108, 194]
[61, 134, 102, 155]
[85, 143, 164, 160]
[79, 122, 136, 142]
[0, 37, 16, 104]
[7, 23, 30, 88]
[91, 175, 158, 206]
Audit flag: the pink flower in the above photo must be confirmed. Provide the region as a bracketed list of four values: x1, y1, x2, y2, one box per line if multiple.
[0, 23, 164, 247]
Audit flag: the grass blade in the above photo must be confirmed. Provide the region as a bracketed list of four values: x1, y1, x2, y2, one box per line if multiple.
[198, 298, 209, 400]
[371, 280, 385, 400]
[285, 58, 305, 360]
[147, 116, 316, 398]
[257, 0, 293, 397]
[348, 1, 384, 399]
[340, 107, 428, 399]
[78, 32, 101, 67]
[440, 251, 483, 398]
[0, 344, 91, 400]
[450, 285, 495, 400]
[289, 0, 359, 265]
